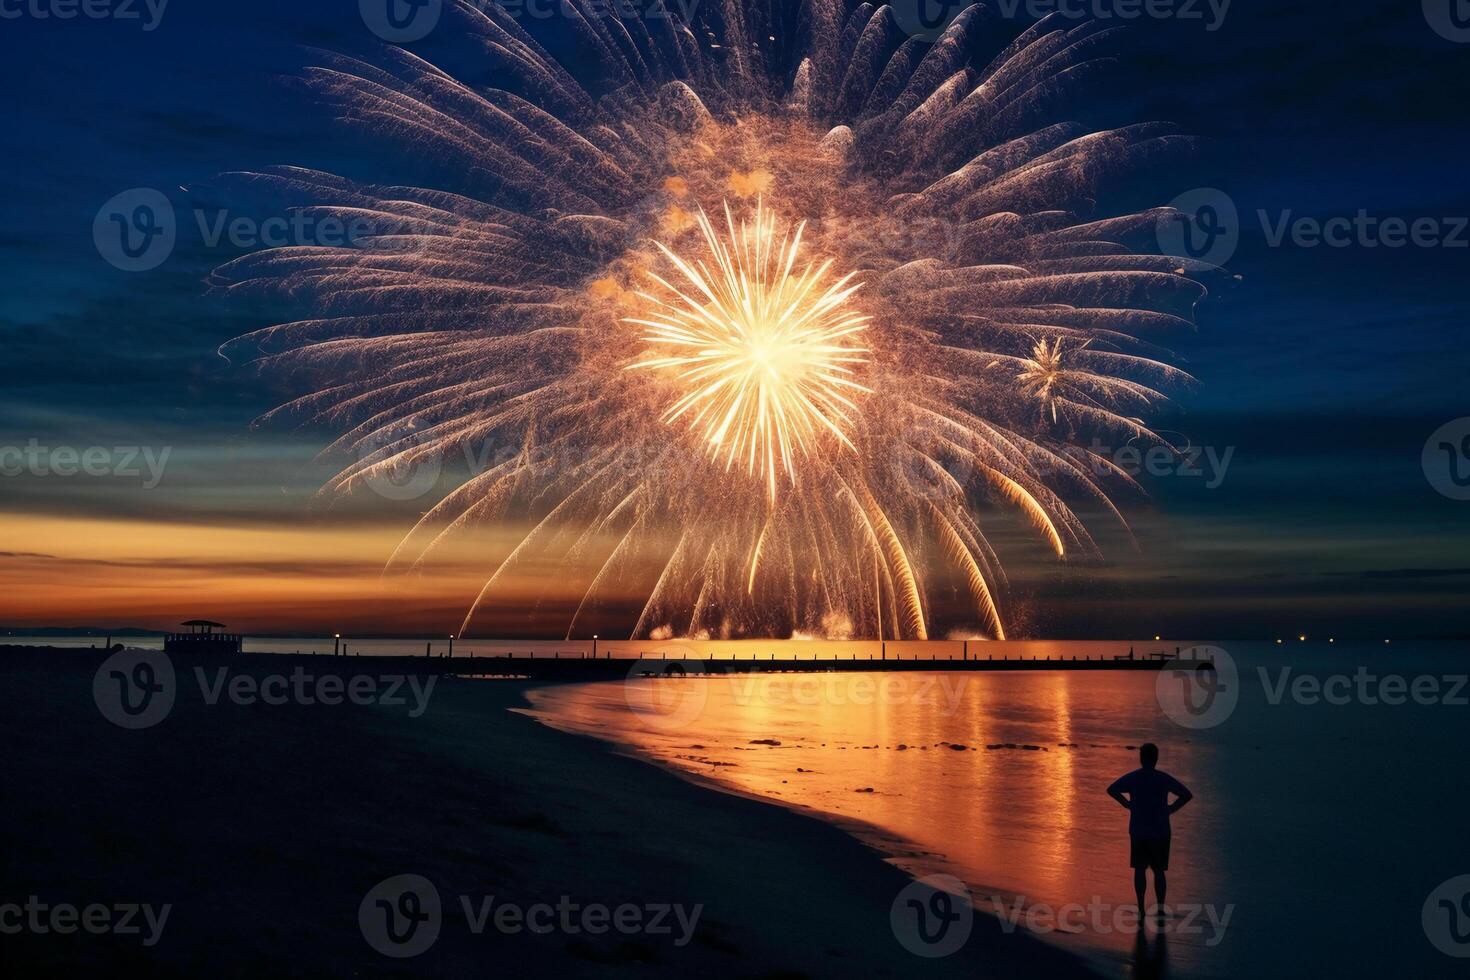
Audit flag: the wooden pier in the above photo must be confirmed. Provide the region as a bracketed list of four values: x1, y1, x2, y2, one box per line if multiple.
[247, 648, 1210, 681]
[2, 644, 1214, 682]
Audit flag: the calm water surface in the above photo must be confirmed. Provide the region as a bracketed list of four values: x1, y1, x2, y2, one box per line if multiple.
[525, 641, 1470, 979]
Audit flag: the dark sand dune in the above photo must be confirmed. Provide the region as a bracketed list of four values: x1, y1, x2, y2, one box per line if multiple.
[1, 647, 1095, 977]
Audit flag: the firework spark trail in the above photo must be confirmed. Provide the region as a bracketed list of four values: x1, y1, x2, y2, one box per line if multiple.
[214, 1, 1220, 640]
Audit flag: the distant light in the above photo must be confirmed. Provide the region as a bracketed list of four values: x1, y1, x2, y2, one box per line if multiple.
[1329, 637, 1335, 643]
[1298, 634, 1306, 642]
[1385, 639, 1391, 644]
[334, 633, 341, 638]
[1154, 635, 1161, 641]
[1276, 638, 1283, 644]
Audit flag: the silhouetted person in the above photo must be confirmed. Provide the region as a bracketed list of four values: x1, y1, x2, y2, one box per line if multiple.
[1107, 742, 1193, 917]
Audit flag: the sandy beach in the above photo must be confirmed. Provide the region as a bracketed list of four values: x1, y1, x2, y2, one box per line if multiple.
[1, 646, 1095, 977]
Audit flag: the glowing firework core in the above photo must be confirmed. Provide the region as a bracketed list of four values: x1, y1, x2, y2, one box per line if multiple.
[628, 201, 872, 498]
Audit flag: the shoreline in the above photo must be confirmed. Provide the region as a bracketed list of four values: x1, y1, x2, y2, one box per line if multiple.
[516, 689, 964, 881]
[519, 678, 1129, 975]
[514, 694, 954, 883]
[3, 646, 1099, 977]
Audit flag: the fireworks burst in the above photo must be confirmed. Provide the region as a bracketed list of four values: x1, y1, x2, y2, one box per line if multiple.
[214, 1, 1217, 640]
[627, 200, 872, 499]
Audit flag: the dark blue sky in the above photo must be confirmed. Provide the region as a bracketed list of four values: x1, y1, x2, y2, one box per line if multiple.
[1, 0, 1467, 637]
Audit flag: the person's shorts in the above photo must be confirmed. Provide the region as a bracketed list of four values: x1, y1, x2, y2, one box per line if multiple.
[1129, 836, 1170, 870]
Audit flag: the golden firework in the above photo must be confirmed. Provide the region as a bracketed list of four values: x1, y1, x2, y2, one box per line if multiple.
[626, 201, 872, 499]
[1018, 336, 1070, 423]
[222, 6, 1210, 641]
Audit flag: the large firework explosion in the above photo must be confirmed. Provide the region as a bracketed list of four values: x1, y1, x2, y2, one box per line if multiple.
[215, 0, 1214, 641]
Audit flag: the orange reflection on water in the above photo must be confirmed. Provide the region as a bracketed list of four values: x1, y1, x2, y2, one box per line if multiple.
[528, 668, 1221, 974]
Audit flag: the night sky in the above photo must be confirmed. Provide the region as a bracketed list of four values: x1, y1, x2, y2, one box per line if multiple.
[1, 0, 1467, 638]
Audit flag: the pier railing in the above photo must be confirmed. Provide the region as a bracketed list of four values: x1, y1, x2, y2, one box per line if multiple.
[206, 648, 1215, 679]
[3, 643, 1214, 679]
[163, 632, 244, 654]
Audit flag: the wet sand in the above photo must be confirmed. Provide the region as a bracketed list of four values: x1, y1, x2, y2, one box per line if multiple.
[1, 646, 1095, 977]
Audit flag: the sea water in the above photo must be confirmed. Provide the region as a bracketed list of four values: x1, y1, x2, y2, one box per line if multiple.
[524, 641, 1470, 979]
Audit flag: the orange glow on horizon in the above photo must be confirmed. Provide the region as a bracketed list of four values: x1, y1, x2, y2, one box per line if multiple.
[0, 510, 581, 635]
